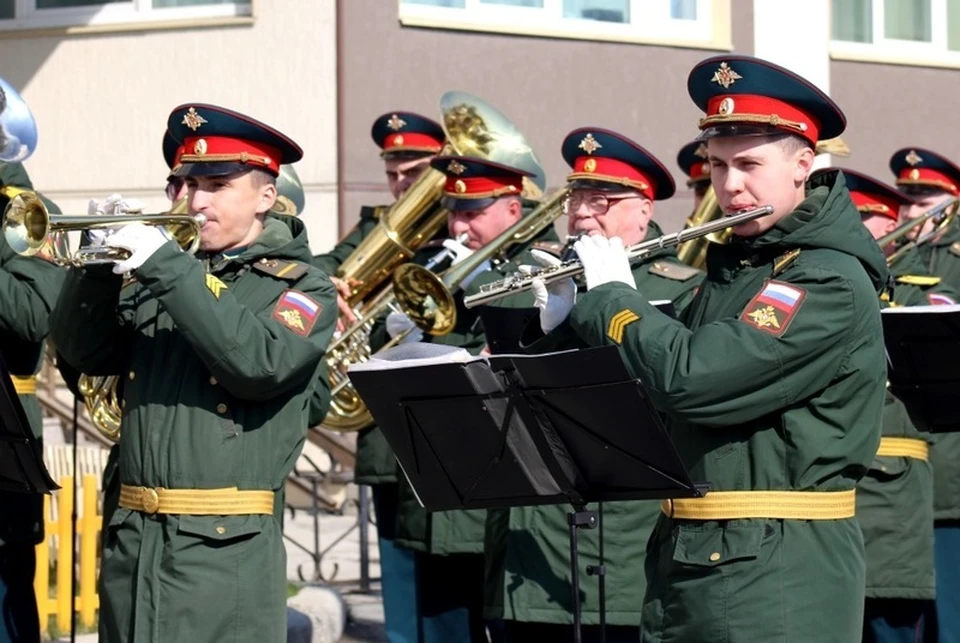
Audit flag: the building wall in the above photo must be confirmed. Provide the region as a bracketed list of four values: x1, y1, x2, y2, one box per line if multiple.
[830, 60, 960, 184]
[338, 0, 755, 242]
[3, 0, 339, 253]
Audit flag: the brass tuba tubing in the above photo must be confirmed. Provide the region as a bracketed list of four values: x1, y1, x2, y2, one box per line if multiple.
[877, 197, 959, 266]
[463, 204, 774, 309]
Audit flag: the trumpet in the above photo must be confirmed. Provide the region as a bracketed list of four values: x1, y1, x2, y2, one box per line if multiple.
[463, 204, 774, 309]
[877, 197, 959, 266]
[2, 191, 203, 266]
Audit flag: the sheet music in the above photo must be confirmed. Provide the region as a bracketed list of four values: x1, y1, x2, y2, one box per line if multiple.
[882, 304, 960, 314]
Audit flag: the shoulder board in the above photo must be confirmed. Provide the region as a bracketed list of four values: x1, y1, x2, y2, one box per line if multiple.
[773, 249, 801, 276]
[648, 261, 700, 282]
[531, 241, 566, 257]
[896, 274, 942, 286]
[252, 258, 310, 281]
[950, 242, 960, 257]
[360, 205, 389, 222]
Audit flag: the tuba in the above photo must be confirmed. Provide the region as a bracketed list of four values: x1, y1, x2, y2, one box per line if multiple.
[0, 76, 37, 163]
[322, 91, 546, 432]
[78, 374, 122, 443]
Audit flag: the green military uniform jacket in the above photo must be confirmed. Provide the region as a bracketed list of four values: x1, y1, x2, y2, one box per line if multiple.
[51, 215, 337, 643]
[483, 225, 703, 626]
[915, 222, 960, 521]
[386, 224, 559, 556]
[313, 205, 385, 277]
[534, 171, 887, 642]
[0, 162, 65, 547]
[858, 251, 937, 599]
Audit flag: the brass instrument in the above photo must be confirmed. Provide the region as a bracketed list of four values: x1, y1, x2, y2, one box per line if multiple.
[322, 91, 547, 432]
[394, 186, 569, 335]
[2, 191, 201, 266]
[0, 75, 37, 163]
[78, 374, 122, 442]
[677, 137, 851, 270]
[878, 197, 959, 266]
[463, 204, 774, 309]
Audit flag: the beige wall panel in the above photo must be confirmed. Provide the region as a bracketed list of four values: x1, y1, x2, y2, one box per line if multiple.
[3, 0, 339, 253]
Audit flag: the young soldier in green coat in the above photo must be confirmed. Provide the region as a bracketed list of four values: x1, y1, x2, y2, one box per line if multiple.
[50, 104, 337, 643]
[529, 55, 888, 642]
[888, 148, 960, 643]
[482, 128, 702, 643]
[314, 111, 445, 643]
[0, 161, 64, 643]
[815, 167, 945, 642]
[381, 156, 551, 643]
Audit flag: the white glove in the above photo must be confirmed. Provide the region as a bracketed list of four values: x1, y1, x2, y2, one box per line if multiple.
[573, 235, 636, 291]
[104, 223, 171, 275]
[86, 193, 146, 246]
[527, 249, 576, 333]
[442, 238, 474, 266]
[386, 311, 424, 344]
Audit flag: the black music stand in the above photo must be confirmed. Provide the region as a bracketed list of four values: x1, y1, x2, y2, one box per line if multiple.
[0, 355, 58, 494]
[349, 344, 705, 643]
[882, 305, 960, 433]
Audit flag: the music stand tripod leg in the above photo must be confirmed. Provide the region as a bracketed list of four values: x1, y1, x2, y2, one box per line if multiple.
[586, 501, 606, 643]
[568, 505, 598, 643]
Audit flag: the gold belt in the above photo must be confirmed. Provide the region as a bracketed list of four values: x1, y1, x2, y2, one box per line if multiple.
[661, 489, 856, 521]
[119, 484, 275, 516]
[877, 437, 929, 461]
[10, 375, 36, 395]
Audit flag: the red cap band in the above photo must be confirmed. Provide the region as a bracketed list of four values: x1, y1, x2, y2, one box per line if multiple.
[701, 93, 821, 145]
[688, 160, 710, 183]
[567, 156, 654, 199]
[897, 167, 960, 196]
[850, 191, 900, 222]
[443, 175, 523, 199]
[382, 131, 443, 153]
[179, 135, 282, 175]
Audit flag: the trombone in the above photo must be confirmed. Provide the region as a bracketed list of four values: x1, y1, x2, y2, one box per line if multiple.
[463, 204, 773, 309]
[2, 191, 203, 266]
[877, 197, 959, 266]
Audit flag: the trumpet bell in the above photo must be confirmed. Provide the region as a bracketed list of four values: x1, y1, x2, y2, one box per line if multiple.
[0, 76, 37, 163]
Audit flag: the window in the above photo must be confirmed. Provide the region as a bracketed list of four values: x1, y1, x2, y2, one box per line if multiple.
[0, 0, 252, 31]
[832, 0, 960, 67]
[399, 0, 729, 49]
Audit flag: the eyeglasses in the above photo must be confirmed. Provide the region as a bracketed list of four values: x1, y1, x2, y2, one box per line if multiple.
[563, 191, 641, 216]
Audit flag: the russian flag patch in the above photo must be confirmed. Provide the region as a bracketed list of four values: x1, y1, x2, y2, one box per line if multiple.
[272, 289, 322, 336]
[740, 280, 806, 337]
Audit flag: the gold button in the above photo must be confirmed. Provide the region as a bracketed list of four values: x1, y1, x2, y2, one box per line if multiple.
[709, 552, 721, 562]
[209, 376, 218, 386]
[141, 488, 160, 514]
[128, 371, 135, 381]
[216, 403, 227, 414]
[215, 525, 226, 535]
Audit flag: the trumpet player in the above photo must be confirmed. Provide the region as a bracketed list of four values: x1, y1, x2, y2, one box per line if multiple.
[379, 155, 552, 643]
[888, 147, 960, 643]
[0, 160, 64, 643]
[480, 127, 701, 643]
[677, 139, 712, 211]
[50, 104, 337, 643]
[528, 55, 888, 642]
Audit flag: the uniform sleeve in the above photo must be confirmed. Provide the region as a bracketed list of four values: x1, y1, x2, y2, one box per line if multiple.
[48, 266, 133, 376]
[0, 252, 64, 342]
[134, 243, 338, 401]
[568, 268, 866, 427]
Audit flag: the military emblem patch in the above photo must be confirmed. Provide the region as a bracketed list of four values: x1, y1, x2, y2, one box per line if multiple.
[740, 280, 806, 337]
[205, 274, 228, 299]
[928, 292, 956, 306]
[272, 290, 322, 336]
[607, 309, 639, 344]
